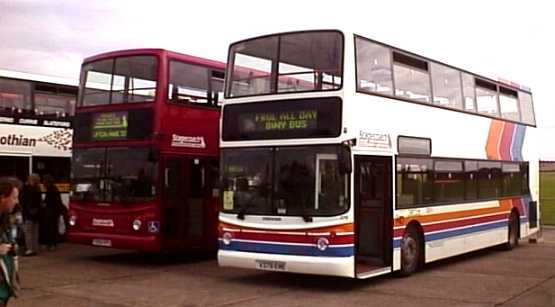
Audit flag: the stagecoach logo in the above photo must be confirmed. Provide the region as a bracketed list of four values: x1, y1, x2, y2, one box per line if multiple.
[358, 131, 391, 149]
[171, 134, 206, 148]
[0, 129, 72, 151]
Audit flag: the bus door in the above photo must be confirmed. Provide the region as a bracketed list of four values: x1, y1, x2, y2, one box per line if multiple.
[162, 156, 218, 249]
[354, 155, 392, 273]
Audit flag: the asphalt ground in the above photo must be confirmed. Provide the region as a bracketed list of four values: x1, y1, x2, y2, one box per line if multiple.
[10, 227, 555, 307]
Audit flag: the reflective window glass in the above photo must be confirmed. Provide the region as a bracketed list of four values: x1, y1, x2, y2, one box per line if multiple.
[355, 38, 393, 95]
[431, 63, 462, 109]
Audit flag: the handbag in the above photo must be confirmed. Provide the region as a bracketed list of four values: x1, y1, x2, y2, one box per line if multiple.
[58, 216, 66, 235]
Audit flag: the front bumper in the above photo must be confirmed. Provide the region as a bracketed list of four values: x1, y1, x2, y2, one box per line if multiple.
[218, 249, 354, 278]
[67, 231, 161, 252]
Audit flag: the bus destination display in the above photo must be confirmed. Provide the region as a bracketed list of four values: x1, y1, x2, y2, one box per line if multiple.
[92, 111, 128, 140]
[239, 109, 318, 132]
[222, 97, 342, 141]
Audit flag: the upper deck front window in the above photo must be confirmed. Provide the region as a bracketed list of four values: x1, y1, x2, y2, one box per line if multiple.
[80, 56, 157, 106]
[226, 31, 343, 98]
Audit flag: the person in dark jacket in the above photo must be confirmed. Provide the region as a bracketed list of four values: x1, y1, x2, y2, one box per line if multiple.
[39, 175, 64, 251]
[0, 177, 21, 306]
[20, 174, 41, 256]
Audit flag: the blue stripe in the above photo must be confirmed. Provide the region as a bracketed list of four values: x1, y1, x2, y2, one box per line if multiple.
[393, 220, 509, 248]
[522, 195, 531, 219]
[512, 125, 526, 161]
[425, 220, 507, 241]
[219, 241, 354, 257]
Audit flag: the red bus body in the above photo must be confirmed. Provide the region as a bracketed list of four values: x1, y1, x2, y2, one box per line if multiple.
[67, 49, 225, 252]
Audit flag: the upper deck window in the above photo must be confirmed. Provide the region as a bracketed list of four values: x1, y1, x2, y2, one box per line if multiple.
[0, 78, 32, 112]
[393, 52, 431, 103]
[35, 83, 76, 116]
[475, 78, 499, 117]
[354, 34, 536, 126]
[0, 77, 76, 118]
[355, 37, 393, 95]
[226, 30, 343, 98]
[461, 73, 476, 112]
[431, 63, 462, 110]
[168, 61, 223, 106]
[499, 87, 519, 121]
[518, 91, 535, 125]
[80, 56, 157, 106]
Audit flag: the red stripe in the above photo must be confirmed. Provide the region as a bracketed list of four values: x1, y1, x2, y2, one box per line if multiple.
[222, 231, 354, 245]
[422, 213, 508, 233]
[500, 122, 515, 160]
[393, 212, 508, 237]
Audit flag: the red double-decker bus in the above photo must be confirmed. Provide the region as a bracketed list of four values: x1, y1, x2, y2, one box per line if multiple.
[67, 49, 225, 252]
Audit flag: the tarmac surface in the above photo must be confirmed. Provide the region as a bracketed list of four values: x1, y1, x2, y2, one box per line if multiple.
[10, 227, 555, 307]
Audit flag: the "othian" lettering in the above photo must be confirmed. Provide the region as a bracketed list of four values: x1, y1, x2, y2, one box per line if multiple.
[0, 134, 37, 147]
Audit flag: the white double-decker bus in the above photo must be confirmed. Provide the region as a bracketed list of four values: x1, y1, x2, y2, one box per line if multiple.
[0, 69, 76, 204]
[217, 30, 539, 278]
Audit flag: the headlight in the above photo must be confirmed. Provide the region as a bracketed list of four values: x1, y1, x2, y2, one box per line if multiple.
[316, 237, 329, 251]
[69, 215, 77, 226]
[132, 219, 142, 231]
[222, 232, 233, 245]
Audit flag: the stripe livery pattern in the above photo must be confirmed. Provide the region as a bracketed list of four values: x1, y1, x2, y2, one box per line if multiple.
[218, 223, 355, 257]
[393, 197, 529, 248]
[486, 119, 526, 161]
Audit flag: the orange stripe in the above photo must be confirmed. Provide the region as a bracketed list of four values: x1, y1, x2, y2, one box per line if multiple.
[394, 201, 514, 227]
[486, 120, 504, 160]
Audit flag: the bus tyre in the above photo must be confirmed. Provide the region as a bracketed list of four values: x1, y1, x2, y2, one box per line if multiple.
[399, 226, 421, 276]
[504, 212, 519, 250]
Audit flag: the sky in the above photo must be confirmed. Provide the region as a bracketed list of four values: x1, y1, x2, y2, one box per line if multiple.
[1, 0, 554, 158]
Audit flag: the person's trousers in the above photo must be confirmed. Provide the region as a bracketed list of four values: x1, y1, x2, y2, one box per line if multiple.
[24, 220, 39, 253]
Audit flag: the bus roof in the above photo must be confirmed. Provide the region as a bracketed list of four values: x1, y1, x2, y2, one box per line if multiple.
[0, 68, 78, 87]
[83, 48, 226, 71]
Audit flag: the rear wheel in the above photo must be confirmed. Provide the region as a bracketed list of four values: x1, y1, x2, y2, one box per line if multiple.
[399, 226, 421, 276]
[504, 212, 519, 250]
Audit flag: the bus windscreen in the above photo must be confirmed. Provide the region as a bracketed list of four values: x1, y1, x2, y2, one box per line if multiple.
[222, 97, 342, 141]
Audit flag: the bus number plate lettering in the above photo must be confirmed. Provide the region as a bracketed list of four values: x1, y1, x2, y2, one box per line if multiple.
[255, 260, 287, 271]
[92, 238, 112, 247]
[92, 218, 114, 227]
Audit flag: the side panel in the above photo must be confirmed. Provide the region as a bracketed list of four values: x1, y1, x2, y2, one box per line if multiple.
[392, 198, 530, 268]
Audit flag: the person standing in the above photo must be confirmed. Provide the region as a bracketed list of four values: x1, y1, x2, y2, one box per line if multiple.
[40, 175, 64, 251]
[20, 174, 41, 256]
[0, 177, 21, 306]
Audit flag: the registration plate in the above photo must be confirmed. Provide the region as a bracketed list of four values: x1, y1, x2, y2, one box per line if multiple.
[92, 238, 112, 247]
[255, 260, 287, 271]
[92, 218, 114, 227]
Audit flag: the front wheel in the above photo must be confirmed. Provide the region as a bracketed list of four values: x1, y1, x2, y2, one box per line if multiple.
[399, 227, 421, 276]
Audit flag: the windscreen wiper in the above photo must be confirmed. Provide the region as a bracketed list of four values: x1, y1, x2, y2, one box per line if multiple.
[237, 198, 252, 220]
[301, 213, 313, 223]
[301, 200, 313, 223]
[237, 206, 246, 220]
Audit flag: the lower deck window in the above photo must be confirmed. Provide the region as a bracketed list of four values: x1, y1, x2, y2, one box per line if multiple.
[396, 157, 529, 209]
